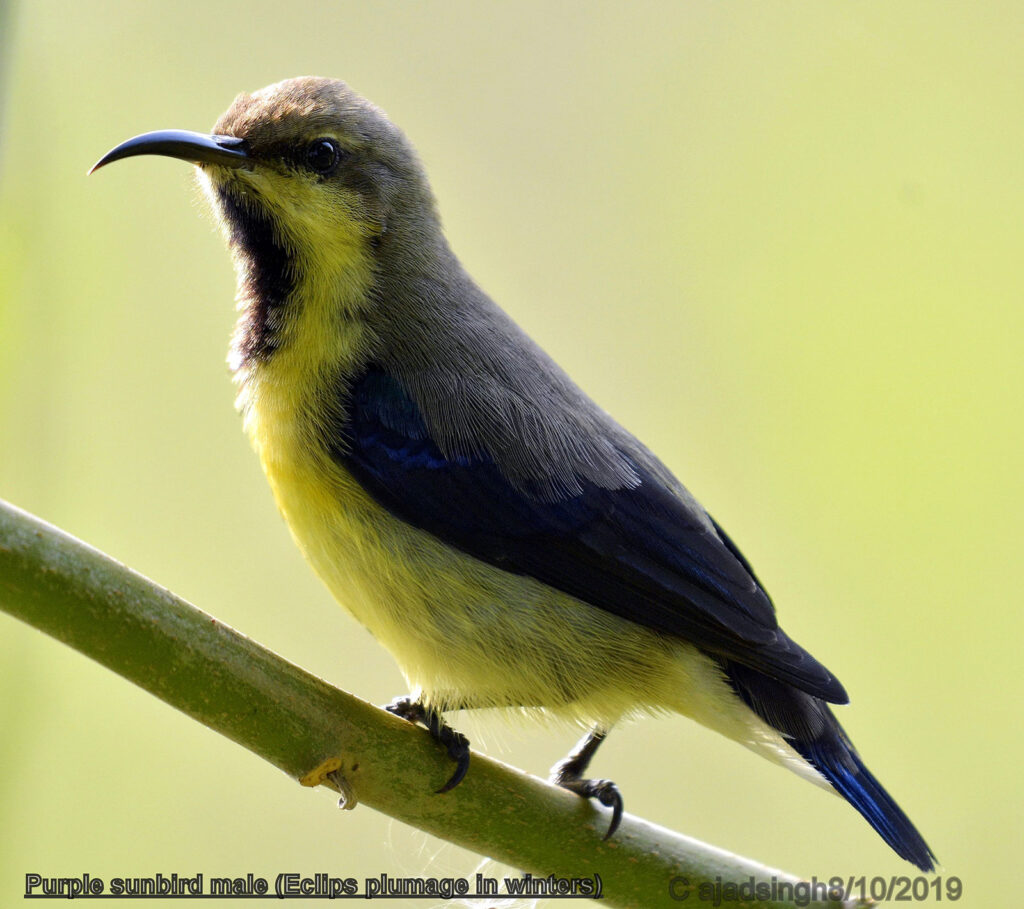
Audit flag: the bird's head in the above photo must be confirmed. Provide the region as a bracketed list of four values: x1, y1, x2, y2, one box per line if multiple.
[92, 77, 441, 366]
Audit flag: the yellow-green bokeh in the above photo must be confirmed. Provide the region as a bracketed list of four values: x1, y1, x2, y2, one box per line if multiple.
[1, 2, 1019, 905]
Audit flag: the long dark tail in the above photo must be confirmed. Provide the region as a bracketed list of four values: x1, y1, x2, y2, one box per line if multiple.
[726, 662, 936, 872]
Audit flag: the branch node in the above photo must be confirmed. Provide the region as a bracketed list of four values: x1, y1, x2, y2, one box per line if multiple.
[299, 756, 341, 788]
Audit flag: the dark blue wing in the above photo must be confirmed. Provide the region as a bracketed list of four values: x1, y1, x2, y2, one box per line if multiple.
[333, 366, 846, 703]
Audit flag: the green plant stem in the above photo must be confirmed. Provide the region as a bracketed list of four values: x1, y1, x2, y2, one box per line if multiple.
[0, 498, 868, 909]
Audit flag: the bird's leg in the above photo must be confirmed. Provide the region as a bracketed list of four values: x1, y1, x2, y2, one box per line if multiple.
[384, 695, 470, 793]
[550, 726, 623, 839]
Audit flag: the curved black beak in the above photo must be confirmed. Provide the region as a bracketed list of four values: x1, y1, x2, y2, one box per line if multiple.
[89, 129, 249, 174]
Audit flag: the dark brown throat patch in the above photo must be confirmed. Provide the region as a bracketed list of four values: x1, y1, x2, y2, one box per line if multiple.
[217, 186, 295, 364]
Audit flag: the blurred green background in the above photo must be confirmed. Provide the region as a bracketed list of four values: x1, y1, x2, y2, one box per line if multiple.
[1, 1, 1019, 905]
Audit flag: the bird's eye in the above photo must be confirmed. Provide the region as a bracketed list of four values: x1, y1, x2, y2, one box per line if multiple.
[304, 138, 341, 175]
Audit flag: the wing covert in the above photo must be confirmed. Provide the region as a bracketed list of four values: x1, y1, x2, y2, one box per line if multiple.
[331, 366, 846, 704]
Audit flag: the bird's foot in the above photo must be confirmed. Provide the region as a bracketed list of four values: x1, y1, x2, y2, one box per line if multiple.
[384, 695, 470, 793]
[551, 766, 624, 840]
[550, 726, 623, 839]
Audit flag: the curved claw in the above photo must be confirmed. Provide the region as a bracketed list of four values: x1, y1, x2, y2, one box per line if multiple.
[425, 707, 470, 792]
[593, 780, 624, 839]
[383, 695, 471, 793]
[558, 776, 624, 839]
[437, 733, 471, 793]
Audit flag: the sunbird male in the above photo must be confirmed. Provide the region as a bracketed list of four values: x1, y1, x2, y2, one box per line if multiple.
[92, 77, 934, 870]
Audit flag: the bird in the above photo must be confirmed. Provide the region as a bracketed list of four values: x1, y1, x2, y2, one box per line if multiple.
[91, 76, 934, 871]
